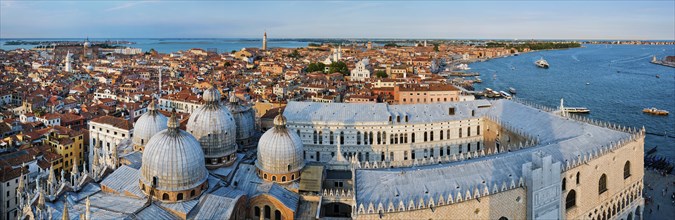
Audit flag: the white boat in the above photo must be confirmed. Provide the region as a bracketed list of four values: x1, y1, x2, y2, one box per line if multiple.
[508, 87, 516, 94]
[535, 58, 549, 68]
[563, 107, 590, 113]
[499, 91, 512, 99]
[455, 63, 471, 70]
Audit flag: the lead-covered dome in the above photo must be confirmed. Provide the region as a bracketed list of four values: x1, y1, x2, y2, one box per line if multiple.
[226, 93, 256, 148]
[187, 85, 237, 168]
[256, 112, 304, 183]
[132, 100, 167, 150]
[140, 110, 208, 202]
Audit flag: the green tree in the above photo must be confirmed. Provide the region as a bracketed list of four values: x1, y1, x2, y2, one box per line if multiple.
[375, 70, 388, 78]
[433, 44, 439, 52]
[145, 48, 157, 55]
[384, 43, 399, 47]
[329, 61, 349, 75]
[305, 62, 326, 72]
[231, 50, 237, 53]
[287, 50, 301, 59]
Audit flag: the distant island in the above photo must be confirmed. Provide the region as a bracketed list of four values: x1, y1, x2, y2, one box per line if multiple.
[484, 42, 582, 51]
[3, 40, 135, 46]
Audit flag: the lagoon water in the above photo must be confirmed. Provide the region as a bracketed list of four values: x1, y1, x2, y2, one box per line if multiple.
[470, 44, 675, 158]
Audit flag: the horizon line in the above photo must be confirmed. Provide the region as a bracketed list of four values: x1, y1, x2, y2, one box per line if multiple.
[2, 37, 674, 41]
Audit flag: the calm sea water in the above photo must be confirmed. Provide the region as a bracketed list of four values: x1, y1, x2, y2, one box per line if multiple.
[470, 44, 675, 158]
[0, 38, 310, 53]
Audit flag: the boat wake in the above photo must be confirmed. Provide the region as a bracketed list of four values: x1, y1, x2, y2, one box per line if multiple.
[609, 54, 652, 64]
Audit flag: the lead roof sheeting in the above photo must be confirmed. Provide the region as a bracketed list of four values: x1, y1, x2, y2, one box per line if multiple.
[355, 100, 630, 206]
[67, 183, 101, 202]
[230, 164, 262, 196]
[134, 204, 180, 220]
[120, 151, 143, 168]
[100, 165, 140, 194]
[88, 192, 147, 214]
[256, 183, 300, 212]
[191, 187, 245, 219]
[211, 165, 235, 177]
[160, 199, 200, 215]
[53, 201, 129, 220]
[123, 182, 147, 199]
[283, 100, 491, 125]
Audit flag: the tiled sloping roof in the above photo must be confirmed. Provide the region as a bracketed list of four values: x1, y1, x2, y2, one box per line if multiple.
[90, 116, 132, 130]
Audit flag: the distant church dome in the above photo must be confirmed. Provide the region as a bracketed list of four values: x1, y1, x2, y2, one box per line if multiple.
[83, 40, 91, 48]
[255, 112, 304, 183]
[132, 100, 167, 151]
[226, 93, 256, 148]
[86, 64, 94, 72]
[187, 85, 238, 168]
[139, 110, 208, 202]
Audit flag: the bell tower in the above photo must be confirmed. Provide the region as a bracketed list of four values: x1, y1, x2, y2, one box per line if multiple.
[262, 32, 268, 51]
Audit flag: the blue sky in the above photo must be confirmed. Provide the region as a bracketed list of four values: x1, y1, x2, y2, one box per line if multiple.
[1, 1, 674, 40]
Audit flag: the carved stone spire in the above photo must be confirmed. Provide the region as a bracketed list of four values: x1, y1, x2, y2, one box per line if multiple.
[167, 109, 179, 132]
[61, 202, 69, 220]
[85, 196, 91, 220]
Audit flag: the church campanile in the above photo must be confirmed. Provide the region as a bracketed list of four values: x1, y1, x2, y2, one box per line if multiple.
[262, 32, 268, 51]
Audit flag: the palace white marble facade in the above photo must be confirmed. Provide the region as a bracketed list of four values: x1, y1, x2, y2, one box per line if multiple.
[284, 100, 494, 165]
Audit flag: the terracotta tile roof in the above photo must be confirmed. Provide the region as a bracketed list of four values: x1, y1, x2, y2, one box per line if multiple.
[90, 115, 133, 130]
[0, 166, 27, 182]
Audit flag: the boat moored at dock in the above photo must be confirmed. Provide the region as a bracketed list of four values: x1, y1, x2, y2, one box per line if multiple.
[563, 107, 590, 113]
[499, 91, 512, 99]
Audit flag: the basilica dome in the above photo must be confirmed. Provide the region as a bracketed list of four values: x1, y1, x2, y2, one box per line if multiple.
[132, 100, 167, 150]
[187, 86, 237, 168]
[255, 112, 305, 183]
[226, 93, 256, 148]
[139, 110, 208, 202]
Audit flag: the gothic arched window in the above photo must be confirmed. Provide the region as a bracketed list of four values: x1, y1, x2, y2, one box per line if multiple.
[566, 190, 576, 209]
[624, 161, 631, 179]
[599, 174, 608, 194]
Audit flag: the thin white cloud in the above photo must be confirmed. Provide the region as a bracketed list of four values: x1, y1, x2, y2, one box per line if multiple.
[105, 1, 155, 12]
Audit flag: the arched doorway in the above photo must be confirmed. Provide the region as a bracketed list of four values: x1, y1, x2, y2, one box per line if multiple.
[321, 202, 352, 218]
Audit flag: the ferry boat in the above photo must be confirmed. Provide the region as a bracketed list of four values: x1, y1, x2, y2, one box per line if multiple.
[642, 107, 669, 116]
[563, 107, 590, 113]
[508, 87, 517, 94]
[535, 58, 549, 68]
[499, 91, 512, 99]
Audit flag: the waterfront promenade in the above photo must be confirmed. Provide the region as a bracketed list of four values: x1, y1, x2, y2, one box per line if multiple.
[643, 169, 675, 220]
